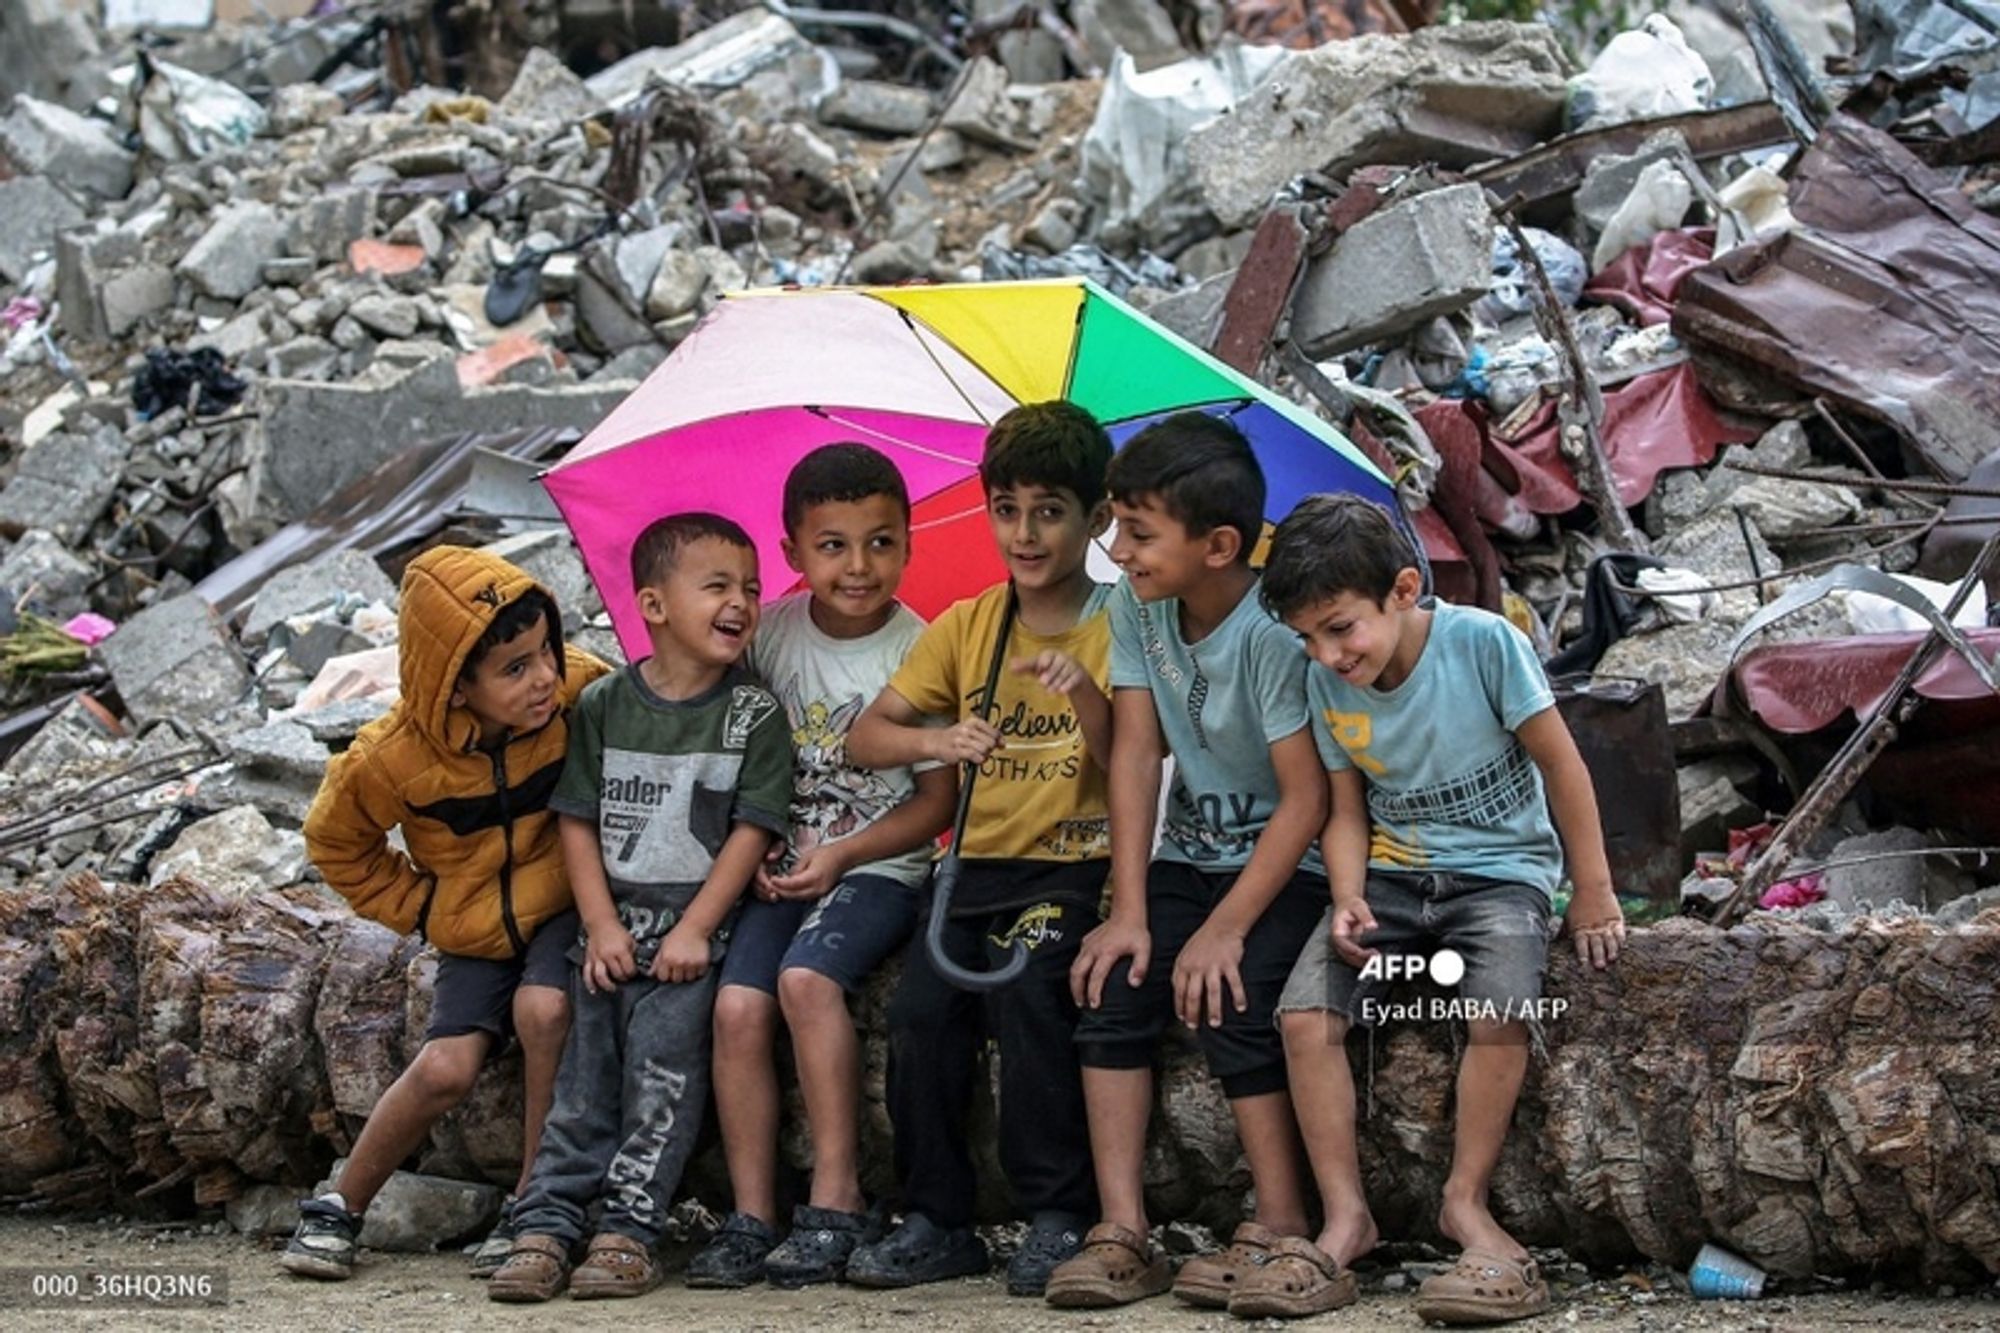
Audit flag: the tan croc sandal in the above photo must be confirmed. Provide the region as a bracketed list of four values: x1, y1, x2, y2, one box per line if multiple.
[1227, 1236, 1359, 1320]
[487, 1234, 571, 1304]
[1414, 1249, 1551, 1325]
[1043, 1222, 1172, 1309]
[1172, 1220, 1280, 1308]
[568, 1232, 662, 1300]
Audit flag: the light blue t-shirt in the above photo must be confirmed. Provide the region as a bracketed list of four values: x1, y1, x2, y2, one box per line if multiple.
[1308, 601, 1562, 896]
[1109, 577, 1323, 874]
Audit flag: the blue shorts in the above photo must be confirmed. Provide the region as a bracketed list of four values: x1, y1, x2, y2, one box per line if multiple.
[1278, 869, 1552, 1026]
[718, 872, 923, 996]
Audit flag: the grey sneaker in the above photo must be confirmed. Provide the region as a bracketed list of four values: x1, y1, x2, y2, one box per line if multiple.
[469, 1194, 518, 1279]
[1007, 1211, 1087, 1297]
[280, 1197, 361, 1280]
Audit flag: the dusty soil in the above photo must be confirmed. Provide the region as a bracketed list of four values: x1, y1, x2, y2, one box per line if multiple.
[1, 1217, 1998, 1332]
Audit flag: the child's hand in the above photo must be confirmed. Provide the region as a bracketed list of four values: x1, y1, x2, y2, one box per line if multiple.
[1071, 916, 1151, 1009]
[1173, 923, 1247, 1029]
[929, 717, 1002, 767]
[652, 920, 712, 983]
[767, 842, 848, 902]
[1329, 897, 1380, 969]
[1564, 884, 1625, 970]
[752, 843, 787, 904]
[1011, 650, 1091, 698]
[583, 922, 638, 994]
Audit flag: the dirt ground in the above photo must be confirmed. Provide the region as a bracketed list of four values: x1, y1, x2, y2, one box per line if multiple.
[1, 1217, 1998, 1332]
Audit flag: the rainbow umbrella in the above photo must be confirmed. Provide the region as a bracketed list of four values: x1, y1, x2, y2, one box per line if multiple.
[545, 277, 1400, 660]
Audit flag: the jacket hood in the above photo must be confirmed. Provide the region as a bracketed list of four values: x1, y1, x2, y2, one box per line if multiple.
[396, 546, 557, 753]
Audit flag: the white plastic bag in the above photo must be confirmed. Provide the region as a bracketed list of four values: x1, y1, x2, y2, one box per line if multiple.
[1568, 15, 1715, 132]
[1843, 573, 1989, 635]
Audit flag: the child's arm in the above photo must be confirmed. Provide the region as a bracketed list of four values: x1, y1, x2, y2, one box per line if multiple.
[1011, 650, 1112, 770]
[1173, 726, 1329, 1028]
[560, 812, 637, 993]
[654, 821, 776, 982]
[767, 766, 956, 901]
[1070, 686, 1163, 1008]
[848, 686, 1000, 770]
[303, 747, 435, 934]
[1322, 767, 1381, 967]
[1516, 707, 1624, 969]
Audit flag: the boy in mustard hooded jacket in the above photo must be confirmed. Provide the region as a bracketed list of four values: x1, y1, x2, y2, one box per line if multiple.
[282, 545, 609, 1280]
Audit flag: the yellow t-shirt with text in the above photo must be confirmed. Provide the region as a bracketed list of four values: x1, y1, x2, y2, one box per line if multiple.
[888, 582, 1113, 862]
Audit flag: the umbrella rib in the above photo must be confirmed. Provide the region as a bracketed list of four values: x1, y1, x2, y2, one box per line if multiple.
[811, 408, 984, 468]
[896, 309, 994, 428]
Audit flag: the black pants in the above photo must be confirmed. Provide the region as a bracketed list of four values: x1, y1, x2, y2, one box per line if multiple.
[885, 894, 1098, 1229]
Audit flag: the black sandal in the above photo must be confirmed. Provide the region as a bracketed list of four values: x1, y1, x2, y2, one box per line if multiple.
[685, 1212, 780, 1289]
[764, 1204, 878, 1288]
[846, 1213, 990, 1288]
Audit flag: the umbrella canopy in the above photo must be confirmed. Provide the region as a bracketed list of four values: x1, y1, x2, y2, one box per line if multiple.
[545, 277, 1400, 659]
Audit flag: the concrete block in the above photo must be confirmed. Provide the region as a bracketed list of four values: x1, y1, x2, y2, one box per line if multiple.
[100, 263, 175, 339]
[188, 308, 269, 362]
[821, 80, 934, 136]
[287, 187, 377, 264]
[99, 593, 251, 725]
[0, 94, 135, 200]
[646, 249, 708, 321]
[148, 805, 309, 895]
[243, 548, 398, 640]
[1186, 23, 1569, 229]
[497, 46, 605, 123]
[0, 527, 94, 617]
[0, 421, 126, 544]
[939, 56, 1020, 148]
[1824, 827, 1976, 914]
[1291, 183, 1494, 357]
[179, 202, 287, 300]
[222, 718, 331, 785]
[0, 176, 84, 285]
[224, 1184, 300, 1238]
[347, 293, 421, 339]
[312, 1165, 503, 1253]
[265, 335, 340, 380]
[481, 528, 604, 629]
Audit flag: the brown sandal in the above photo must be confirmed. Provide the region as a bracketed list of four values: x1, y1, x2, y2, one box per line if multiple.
[1044, 1222, 1172, 1308]
[1172, 1220, 1279, 1308]
[568, 1232, 662, 1300]
[1227, 1236, 1359, 1320]
[1414, 1249, 1550, 1325]
[487, 1234, 571, 1303]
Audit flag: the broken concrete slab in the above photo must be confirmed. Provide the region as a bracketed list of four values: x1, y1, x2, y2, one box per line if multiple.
[99, 593, 251, 726]
[313, 1162, 503, 1252]
[0, 93, 134, 200]
[242, 549, 398, 641]
[1728, 475, 1864, 545]
[498, 46, 606, 124]
[1186, 23, 1570, 229]
[821, 80, 933, 136]
[1291, 184, 1494, 358]
[0, 420, 126, 544]
[1822, 827, 1976, 914]
[1677, 754, 1763, 861]
[179, 201, 287, 301]
[940, 57, 1024, 149]
[287, 188, 377, 265]
[219, 718, 329, 786]
[148, 805, 309, 895]
[223, 1184, 300, 1239]
[101, 263, 176, 339]
[480, 529, 604, 629]
[583, 7, 833, 110]
[256, 348, 636, 523]
[646, 249, 708, 321]
[0, 175, 84, 285]
[347, 292, 422, 339]
[0, 528, 94, 618]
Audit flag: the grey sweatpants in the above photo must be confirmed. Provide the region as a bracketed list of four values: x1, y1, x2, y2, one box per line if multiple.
[510, 963, 716, 1247]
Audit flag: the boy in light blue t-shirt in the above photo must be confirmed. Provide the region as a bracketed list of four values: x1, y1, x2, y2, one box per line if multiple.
[1253, 493, 1625, 1326]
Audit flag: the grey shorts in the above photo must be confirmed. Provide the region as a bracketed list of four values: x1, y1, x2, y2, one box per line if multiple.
[427, 908, 577, 1044]
[1277, 871, 1552, 1026]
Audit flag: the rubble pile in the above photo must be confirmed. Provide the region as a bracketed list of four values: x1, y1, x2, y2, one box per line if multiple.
[1, 0, 2000, 1269]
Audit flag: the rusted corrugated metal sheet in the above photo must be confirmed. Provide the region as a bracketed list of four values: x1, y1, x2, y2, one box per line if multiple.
[1674, 116, 2000, 481]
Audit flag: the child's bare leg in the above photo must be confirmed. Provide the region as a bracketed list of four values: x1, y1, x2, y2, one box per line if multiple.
[1228, 1091, 1310, 1236]
[1083, 1067, 1153, 1233]
[778, 968, 865, 1214]
[712, 983, 784, 1225]
[1438, 1017, 1531, 1260]
[335, 1032, 489, 1212]
[510, 983, 569, 1197]
[1281, 1010, 1379, 1265]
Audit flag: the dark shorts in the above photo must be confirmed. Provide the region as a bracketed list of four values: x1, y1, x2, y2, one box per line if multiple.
[717, 872, 923, 996]
[1278, 870, 1552, 1026]
[1073, 861, 1326, 1100]
[427, 909, 578, 1044]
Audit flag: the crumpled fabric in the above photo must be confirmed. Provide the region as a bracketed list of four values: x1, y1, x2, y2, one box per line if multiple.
[132, 347, 247, 419]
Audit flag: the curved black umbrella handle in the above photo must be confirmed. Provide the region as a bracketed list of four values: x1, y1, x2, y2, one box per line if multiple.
[926, 582, 1027, 992]
[926, 856, 1029, 991]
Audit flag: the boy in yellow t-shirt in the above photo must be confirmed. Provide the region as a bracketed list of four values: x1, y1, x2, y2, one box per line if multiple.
[843, 402, 1115, 1298]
